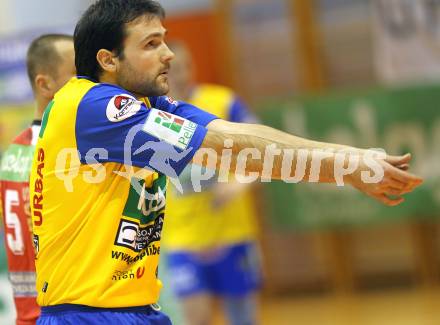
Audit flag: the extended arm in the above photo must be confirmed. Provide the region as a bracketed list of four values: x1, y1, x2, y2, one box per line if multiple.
[196, 119, 423, 206]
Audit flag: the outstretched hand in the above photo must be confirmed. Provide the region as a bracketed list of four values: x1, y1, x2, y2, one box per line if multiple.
[348, 153, 423, 206]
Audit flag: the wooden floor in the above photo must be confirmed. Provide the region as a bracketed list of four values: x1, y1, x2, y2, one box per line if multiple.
[215, 288, 440, 325]
[259, 289, 440, 325]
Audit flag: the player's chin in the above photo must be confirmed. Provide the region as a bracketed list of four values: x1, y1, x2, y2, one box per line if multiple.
[157, 79, 170, 94]
[157, 73, 168, 83]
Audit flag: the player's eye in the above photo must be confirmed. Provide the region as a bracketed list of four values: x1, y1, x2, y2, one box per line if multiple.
[145, 40, 160, 49]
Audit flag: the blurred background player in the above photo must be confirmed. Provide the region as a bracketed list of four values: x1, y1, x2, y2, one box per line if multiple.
[0, 34, 75, 325]
[161, 41, 262, 325]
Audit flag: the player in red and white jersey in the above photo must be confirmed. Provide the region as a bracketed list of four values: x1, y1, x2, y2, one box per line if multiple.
[0, 34, 75, 325]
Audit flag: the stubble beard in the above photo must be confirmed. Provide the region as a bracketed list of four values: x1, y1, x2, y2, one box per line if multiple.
[117, 63, 168, 98]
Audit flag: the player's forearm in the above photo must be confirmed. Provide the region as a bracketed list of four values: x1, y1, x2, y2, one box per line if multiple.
[220, 122, 350, 151]
[196, 119, 423, 206]
[199, 121, 355, 182]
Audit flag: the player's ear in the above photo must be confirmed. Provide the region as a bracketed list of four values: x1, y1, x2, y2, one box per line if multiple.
[34, 74, 53, 98]
[97, 49, 117, 74]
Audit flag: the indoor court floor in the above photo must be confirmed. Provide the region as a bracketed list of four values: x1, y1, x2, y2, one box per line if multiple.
[214, 288, 440, 325]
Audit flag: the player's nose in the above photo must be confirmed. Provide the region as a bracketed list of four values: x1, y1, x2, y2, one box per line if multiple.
[162, 43, 175, 62]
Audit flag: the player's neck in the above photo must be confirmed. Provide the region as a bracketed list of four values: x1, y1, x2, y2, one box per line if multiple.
[170, 84, 194, 102]
[35, 96, 50, 120]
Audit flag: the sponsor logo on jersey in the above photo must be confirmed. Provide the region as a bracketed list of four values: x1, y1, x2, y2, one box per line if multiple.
[155, 111, 184, 133]
[0, 144, 34, 181]
[111, 244, 160, 265]
[165, 96, 178, 106]
[106, 94, 141, 122]
[123, 176, 166, 225]
[142, 109, 197, 150]
[114, 214, 164, 252]
[111, 266, 145, 281]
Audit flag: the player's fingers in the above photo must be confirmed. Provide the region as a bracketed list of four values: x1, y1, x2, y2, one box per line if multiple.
[383, 187, 407, 196]
[397, 164, 409, 171]
[379, 177, 407, 191]
[385, 164, 423, 186]
[373, 193, 405, 206]
[385, 153, 411, 166]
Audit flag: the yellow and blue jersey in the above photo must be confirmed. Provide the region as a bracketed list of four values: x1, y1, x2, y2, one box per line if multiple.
[29, 77, 217, 308]
[162, 84, 258, 251]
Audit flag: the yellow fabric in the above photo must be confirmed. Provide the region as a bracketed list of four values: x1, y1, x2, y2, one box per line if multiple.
[162, 84, 258, 251]
[30, 78, 163, 307]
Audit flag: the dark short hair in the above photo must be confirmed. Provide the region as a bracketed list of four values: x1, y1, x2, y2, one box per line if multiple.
[74, 0, 165, 81]
[27, 34, 73, 88]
